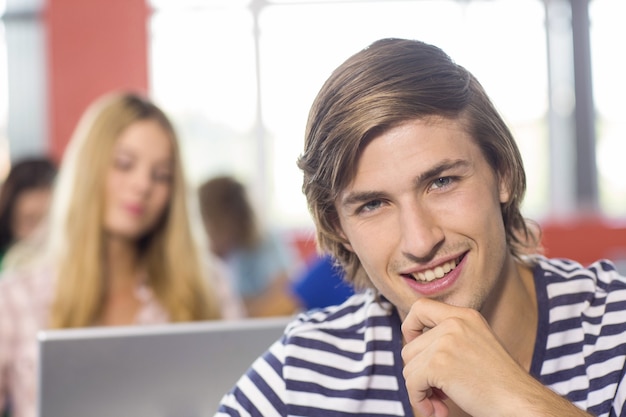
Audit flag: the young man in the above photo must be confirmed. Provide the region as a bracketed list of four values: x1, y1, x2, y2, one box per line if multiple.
[215, 38, 626, 417]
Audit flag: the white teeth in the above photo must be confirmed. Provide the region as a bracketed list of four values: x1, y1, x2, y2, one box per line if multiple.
[434, 266, 444, 278]
[411, 259, 457, 282]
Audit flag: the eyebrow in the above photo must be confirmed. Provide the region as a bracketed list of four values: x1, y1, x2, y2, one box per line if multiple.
[114, 147, 174, 165]
[341, 190, 388, 208]
[340, 159, 470, 208]
[416, 159, 470, 184]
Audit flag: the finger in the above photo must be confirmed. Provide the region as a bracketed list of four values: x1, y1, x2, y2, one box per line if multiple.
[401, 298, 466, 343]
[406, 383, 450, 417]
[403, 343, 447, 413]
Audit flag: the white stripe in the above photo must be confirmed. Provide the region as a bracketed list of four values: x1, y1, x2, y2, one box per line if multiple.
[289, 390, 405, 415]
[546, 328, 583, 349]
[582, 311, 626, 338]
[586, 356, 626, 381]
[542, 352, 584, 374]
[546, 278, 595, 298]
[285, 365, 400, 391]
[549, 304, 586, 323]
[288, 344, 395, 370]
[254, 354, 286, 393]
[588, 382, 618, 408]
[549, 374, 589, 395]
[236, 374, 283, 417]
[289, 324, 393, 355]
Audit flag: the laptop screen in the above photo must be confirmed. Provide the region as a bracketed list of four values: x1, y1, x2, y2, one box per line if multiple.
[37, 316, 292, 417]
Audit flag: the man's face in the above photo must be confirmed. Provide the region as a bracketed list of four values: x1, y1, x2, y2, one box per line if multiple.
[336, 117, 511, 320]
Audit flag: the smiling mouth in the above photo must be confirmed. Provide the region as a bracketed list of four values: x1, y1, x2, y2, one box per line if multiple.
[405, 255, 464, 283]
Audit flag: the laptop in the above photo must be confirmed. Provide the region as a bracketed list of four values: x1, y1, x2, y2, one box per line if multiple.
[37, 316, 293, 417]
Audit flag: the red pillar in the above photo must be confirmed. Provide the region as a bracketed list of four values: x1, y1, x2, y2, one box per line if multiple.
[44, 0, 150, 161]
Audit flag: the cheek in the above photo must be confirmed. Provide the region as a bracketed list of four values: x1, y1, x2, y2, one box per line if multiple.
[342, 219, 396, 269]
[153, 184, 172, 215]
[441, 186, 503, 231]
[452, 191, 508, 264]
[105, 171, 123, 201]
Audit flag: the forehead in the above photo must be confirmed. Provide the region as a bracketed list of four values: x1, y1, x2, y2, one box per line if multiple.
[350, 117, 478, 178]
[115, 119, 173, 160]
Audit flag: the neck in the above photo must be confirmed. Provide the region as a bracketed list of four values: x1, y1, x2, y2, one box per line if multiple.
[105, 235, 142, 290]
[481, 255, 538, 371]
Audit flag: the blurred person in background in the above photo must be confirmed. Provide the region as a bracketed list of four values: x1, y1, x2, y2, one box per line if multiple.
[0, 92, 242, 417]
[198, 175, 302, 317]
[0, 157, 57, 270]
[289, 253, 355, 311]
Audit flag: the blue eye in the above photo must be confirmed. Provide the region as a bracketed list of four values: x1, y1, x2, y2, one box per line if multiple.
[431, 177, 453, 190]
[358, 199, 383, 214]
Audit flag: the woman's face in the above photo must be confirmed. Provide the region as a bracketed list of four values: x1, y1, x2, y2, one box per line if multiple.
[203, 217, 238, 259]
[11, 186, 52, 241]
[104, 119, 174, 242]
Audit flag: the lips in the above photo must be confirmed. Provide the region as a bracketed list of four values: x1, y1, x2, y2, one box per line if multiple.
[401, 253, 467, 296]
[123, 203, 145, 216]
[410, 258, 457, 282]
[402, 253, 466, 284]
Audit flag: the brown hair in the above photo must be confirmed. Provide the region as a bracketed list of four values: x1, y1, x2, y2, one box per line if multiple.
[0, 157, 57, 253]
[198, 175, 260, 252]
[297, 38, 538, 290]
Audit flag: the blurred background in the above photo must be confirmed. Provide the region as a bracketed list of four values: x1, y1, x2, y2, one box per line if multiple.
[0, 0, 624, 270]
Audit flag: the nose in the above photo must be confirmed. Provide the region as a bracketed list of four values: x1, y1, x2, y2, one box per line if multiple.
[398, 201, 444, 261]
[131, 165, 153, 196]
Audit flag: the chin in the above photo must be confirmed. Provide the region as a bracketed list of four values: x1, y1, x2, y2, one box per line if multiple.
[107, 226, 148, 242]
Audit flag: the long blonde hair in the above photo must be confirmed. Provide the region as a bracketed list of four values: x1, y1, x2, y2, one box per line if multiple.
[46, 92, 221, 328]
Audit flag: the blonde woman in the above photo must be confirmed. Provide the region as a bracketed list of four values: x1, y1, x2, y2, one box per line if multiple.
[0, 92, 242, 417]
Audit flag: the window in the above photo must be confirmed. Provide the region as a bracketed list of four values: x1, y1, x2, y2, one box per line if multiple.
[0, 11, 9, 178]
[149, 0, 549, 227]
[590, 0, 626, 218]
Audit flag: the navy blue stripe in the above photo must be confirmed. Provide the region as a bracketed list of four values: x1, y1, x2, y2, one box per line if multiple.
[589, 398, 615, 417]
[547, 316, 582, 333]
[287, 379, 397, 400]
[549, 295, 591, 309]
[231, 386, 264, 417]
[288, 404, 396, 417]
[248, 365, 286, 414]
[540, 363, 586, 385]
[604, 300, 626, 313]
[218, 404, 242, 416]
[286, 355, 396, 378]
[264, 349, 284, 375]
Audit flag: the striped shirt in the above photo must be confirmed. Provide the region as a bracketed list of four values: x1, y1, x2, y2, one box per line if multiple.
[216, 256, 626, 416]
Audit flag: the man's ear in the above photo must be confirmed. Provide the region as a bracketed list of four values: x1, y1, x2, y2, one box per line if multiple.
[336, 224, 354, 253]
[498, 174, 511, 204]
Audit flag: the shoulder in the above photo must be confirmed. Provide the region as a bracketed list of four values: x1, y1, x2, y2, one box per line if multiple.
[0, 266, 53, 304]
[0, 266, 55, 321]
[217, 291, 400, 414]
[533, 255, 626, 324]
[0, 266, 53, 339]
[280, 290, 396, 350]
[531, 257, 626, 411]
[533, 256, 626, 292]
[256, 292, 398, 400]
